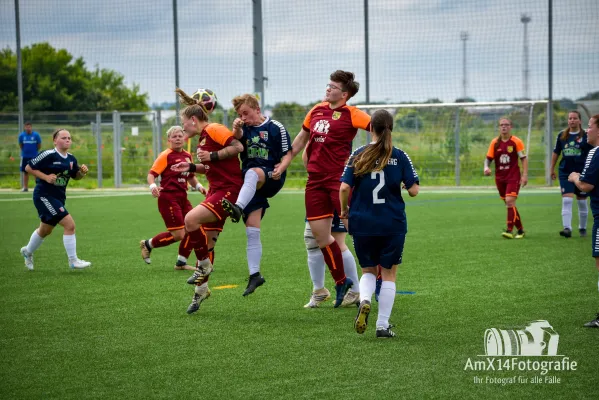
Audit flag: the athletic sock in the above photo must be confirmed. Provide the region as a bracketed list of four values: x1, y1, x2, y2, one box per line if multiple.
[189, 228, 209, 261]
[578, 199, 588, 230]
[236, 169, 259, 209]
[562, 197, 573, 230]
[178, 233, 193, 260]
[63, 234, 77, 261]
[307, 248, 326, 291]
[359, 273, 376, 303]
[514, 206, 523, 231]
[25, 230, 44, 254]
[320, 241, 346, 285]
[246, 227, 262, 275]
[376, 281, 396, 329]
[150, 232, 175, 249]
[507, 207, 515, 231]
[341, 249, 360, 293]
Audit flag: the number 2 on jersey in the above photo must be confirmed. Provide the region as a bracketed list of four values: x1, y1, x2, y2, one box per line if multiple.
[371, 171, 385, 204]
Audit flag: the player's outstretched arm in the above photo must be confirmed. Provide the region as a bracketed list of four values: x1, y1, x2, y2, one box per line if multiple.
[290, 129, 310, 159]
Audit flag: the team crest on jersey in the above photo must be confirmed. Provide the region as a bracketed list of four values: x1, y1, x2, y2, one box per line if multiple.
[69, 162, 73, 170]
[59, 207, 65, 212]
[507, 146, 513, 153]
[332, 111, 341, 120]
[200, 137, 206, 146]
[259, 131, 268, 141]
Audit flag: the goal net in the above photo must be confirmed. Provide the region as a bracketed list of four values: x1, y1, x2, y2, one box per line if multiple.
[354, 100, 549, 186]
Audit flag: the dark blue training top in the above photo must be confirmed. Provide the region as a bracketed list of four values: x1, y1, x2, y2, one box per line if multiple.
[28, 149, 80, 203]
[240, 117, 291, 175]
[553, 130, 592, 177]
[341, 146, 419, 236]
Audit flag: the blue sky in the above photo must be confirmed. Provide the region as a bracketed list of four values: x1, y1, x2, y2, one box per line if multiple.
[1, 0, 597, 108]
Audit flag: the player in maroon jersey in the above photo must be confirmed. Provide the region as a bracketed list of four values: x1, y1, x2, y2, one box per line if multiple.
[139, 126, 206, 271]
[484, 118, 528, 239]
[290, 70, 371, 308]
[171, 88, 244, 314]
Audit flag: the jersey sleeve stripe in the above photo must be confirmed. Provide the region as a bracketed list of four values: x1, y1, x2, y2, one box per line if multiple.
[30, 149, 55, 166]
[272, 120, 289, 153]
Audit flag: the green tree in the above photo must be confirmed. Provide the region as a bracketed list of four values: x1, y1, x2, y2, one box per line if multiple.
[0, 42, 148, 112]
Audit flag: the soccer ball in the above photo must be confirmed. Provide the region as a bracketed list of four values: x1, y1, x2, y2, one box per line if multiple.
[192, 88, 218, 114]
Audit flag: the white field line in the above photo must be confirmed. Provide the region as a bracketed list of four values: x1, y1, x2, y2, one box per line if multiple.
[0, 187, 559, 202]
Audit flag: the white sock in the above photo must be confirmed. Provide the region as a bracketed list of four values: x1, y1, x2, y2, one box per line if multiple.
[307, 248, 326, 290]
[148, 238, 153, 248]
[25, 230, 44, 254]
[63, 234, 77, 261]
[342, 249, 360, 293]
[236, 169, 259, 209]
[246, 227, 262, 275]
[359, 273, 376, 303]
[561, 197, 573, 229]
[376, 281, 396, 329]
[177, 255, 188, 263]
[578, 199, 588, 230]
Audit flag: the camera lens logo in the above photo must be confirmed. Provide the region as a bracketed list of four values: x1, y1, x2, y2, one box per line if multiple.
[484, 320, 560, 356]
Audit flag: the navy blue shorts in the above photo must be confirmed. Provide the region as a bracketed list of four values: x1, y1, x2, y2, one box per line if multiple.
[20, 157, 32, 172]
[352, 234, 406, 269]
[559, 175, 588, 197]
[242, 167, 285, 223]
[303, 210, 347, 233]
[331, 211, 346, 232]
[592, 218, 599, 258]
[33, 194, 69, 226]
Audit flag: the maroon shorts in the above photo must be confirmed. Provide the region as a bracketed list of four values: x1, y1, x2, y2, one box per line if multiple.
[158, 192, 193, 231]
[199, 188, 239, 231]
[305, 173, 342, 221]
[496, 180, 520, 199]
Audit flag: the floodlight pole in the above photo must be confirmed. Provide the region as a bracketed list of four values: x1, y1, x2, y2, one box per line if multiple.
[364, 0, 370, 104]
[521, 14, 531, 100]
[253, 0, 265, 110]
[546, 1, 553, 185]
[15, 0, 23, 133]
[173, 0, 180, 124]
[460, 31, 468, 99]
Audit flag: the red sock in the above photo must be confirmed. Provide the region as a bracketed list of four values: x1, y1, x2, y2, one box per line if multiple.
[189, 227, 209, 261]
[178, 233, 193, 259]
[514, 207, 523, 231]
[320, 241, 346, 285]
[150, 232, 175, 249]
[507, 207, 515, 231]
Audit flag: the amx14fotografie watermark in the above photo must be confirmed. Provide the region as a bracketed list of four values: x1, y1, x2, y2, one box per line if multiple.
[464, 320, 578, 385]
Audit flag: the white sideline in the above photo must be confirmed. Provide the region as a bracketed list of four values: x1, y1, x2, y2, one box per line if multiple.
[0, 186, 559, 202]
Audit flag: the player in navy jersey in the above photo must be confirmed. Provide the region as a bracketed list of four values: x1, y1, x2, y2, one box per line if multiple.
[551, 111, 591, 238]
[19, 129, 91, 270]
[340, 109, 419, 338]
[221, 94, 292, 296]
[567, 114, 599, 328]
